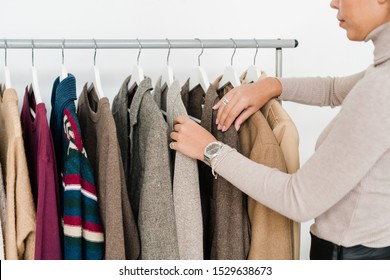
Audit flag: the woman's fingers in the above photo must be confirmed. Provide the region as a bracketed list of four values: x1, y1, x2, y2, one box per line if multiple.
[170, 116, 217, 161]
[220, 99, 247, 132]
[174, 115, 188, 125]
[234, 107, 258, 131]
[215, 91, 239, 127]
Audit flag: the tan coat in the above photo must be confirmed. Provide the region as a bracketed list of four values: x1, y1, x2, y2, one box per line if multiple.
[261, 98, 301, 259]
[0, 87, 36, 260]
[0, 163, 4, 259]
[239, 72, 296, 259]
[239, 110, 296, 259]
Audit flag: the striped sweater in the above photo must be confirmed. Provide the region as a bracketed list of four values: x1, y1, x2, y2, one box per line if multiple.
[50, 74, 104, 259]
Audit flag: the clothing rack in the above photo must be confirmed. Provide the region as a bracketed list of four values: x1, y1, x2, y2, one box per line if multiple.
[0, 38, 298, 78]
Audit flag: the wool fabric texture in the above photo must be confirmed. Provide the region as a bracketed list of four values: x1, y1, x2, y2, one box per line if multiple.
[154, 77, 203, 260]
[77, 84, 140, 260]
[128, 77, 179, 259]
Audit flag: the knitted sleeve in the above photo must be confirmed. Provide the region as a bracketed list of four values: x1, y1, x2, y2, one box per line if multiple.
[278, 70, 366, 107]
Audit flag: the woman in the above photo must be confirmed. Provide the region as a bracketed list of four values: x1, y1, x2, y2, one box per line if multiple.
[169, 0, 390, 260]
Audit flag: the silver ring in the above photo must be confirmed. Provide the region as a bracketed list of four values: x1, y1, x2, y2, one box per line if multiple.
[169, 142, 175, 149]
[222, 97, 229, 106]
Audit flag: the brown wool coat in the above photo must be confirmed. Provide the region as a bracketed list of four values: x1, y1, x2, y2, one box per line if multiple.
[77, 84, 140, 260]
[201, 77, 250, 260]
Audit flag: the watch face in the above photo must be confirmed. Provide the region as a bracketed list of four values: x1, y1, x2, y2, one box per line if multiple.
[206, 142, 221, 155]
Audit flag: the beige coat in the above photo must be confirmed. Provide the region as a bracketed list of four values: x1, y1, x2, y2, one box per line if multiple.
[0, 163, 4, 260]
[239, 110, 295, 259]
[238, 72, 296, 259]
[261, 98, 301, 259]
[0, 87, 36, 260]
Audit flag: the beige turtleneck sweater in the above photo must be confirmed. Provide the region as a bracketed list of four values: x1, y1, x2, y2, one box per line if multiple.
[213, 22, 390, 248]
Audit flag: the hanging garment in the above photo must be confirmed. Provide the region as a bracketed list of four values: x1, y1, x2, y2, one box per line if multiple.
[154, 77, 203, 260]
[0, 162, 5, 242]
[0, 163, 4, 260]
[181, 79, 205, 120]
[112, 76, 135, 200]
[49, 75, 104, 260]
[20, 87, 62, 260]
[202, 77, 250, 259]
[180, 80, 211, 259]
[261, 98, 301, 259]
[77, 84, 140, 260]
[238, 72, 297, 259]
[128, 77, 179, 259]
[0, 86, 36, 260]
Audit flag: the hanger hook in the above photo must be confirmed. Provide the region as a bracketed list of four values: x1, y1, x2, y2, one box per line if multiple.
[136, 38, 142, 66]
[195, 38, 204, 67]
[62, 39, 65, 65]
[4, 39, 8, 67]
[165, 38, 171, 66]
[230, 38, 237, 66]
[32, 40, 35, 67]
[253, 38, 259, 65]
[93, 38, 97, 66]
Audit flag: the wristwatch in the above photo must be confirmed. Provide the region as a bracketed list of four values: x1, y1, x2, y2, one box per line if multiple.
[204, 141, 224, 166]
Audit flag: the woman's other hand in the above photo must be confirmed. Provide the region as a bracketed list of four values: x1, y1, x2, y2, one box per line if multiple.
[214, 76, 283, 132]
[170, 116, 217, 161]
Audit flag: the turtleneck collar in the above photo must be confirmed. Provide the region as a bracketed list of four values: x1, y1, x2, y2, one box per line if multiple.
[365, 21, 390, 66]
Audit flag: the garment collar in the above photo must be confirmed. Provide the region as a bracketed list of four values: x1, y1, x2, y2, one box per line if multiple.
[129, 77, 153, 127]
[365, 21, 390, 66]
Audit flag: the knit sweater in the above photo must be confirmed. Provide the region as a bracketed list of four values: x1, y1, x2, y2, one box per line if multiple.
[77, 84, 140, 260]
[0, 87, 36, 259]
[50, 75, 104, 259]
[213, 21, 390, 248]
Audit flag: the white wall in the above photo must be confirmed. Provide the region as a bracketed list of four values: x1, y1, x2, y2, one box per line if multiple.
[1, 0, 374, 260]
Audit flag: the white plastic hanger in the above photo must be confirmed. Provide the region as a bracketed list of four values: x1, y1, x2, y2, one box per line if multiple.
[218, 38, 241, 90]
[189, 38, 210, 93]
[4, 40, 12, 89]
[161, 38, 174, 89]
[92, 39, 104, 99]
[128, 39, 144, 91]
[31, 40, 43, 105]
[245, 38, 261, 83]
[60, 39, 68, 82]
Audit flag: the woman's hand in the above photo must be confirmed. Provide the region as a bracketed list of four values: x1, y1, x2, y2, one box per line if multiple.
[170, 116, 217, 161]
[214, 76, 283, 132]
